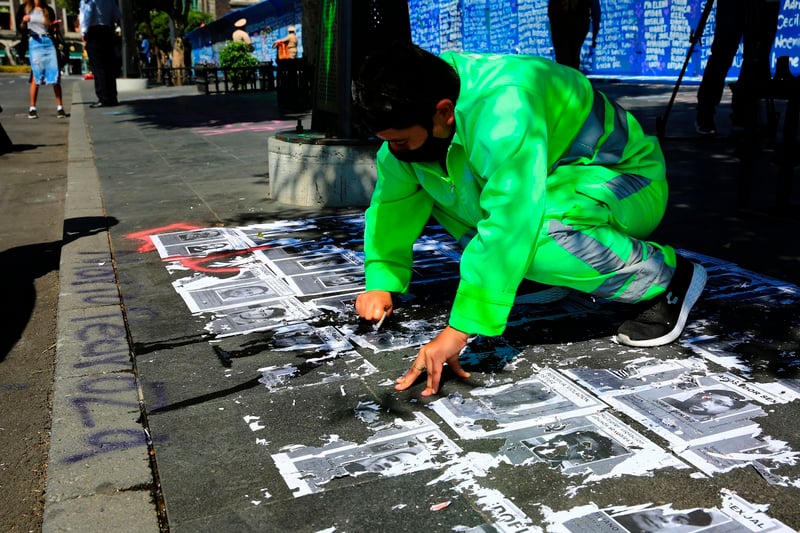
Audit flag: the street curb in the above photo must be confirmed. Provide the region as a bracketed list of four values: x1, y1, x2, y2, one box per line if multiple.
[42, 83, 160, 533]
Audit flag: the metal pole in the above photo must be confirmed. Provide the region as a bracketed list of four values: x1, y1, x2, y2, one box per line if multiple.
[118, 0, 136, 78]
[338, 0, 353, 138]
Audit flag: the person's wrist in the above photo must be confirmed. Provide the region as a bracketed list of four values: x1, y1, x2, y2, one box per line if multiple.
[448, 326, 476, 342]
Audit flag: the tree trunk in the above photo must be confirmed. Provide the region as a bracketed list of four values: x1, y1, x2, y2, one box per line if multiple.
[172, 38, 185, 86]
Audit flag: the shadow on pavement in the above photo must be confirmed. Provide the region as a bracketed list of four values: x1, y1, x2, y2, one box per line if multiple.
[0, 215, 119, 361]
[98, 91, 300, 130]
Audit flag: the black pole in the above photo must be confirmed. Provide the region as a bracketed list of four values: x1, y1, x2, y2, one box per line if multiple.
[338, 0, 353, 138]
[656, 0, 715, 139]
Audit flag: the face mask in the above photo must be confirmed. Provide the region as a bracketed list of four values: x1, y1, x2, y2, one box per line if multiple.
[389, 127, 453, 164]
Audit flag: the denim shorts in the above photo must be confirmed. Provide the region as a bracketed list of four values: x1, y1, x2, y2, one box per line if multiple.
[29, 34, 60, 86]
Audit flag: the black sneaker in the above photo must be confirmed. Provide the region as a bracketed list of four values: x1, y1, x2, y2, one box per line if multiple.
[695, 114, 716, 136]
[28, 109, 38, 119]
[617, 255, 707, 347]
[57, 109, 67, 118]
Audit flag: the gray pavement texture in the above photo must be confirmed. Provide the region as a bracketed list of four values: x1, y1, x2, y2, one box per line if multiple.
[2, 72, 799, 533]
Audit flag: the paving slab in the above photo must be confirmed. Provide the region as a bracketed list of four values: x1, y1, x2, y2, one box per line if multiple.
[38, 76, 800, 532]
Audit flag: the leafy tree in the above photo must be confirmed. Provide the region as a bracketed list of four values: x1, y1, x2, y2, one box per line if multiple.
[218, 41, 259, 90]
[140, 11, 171, 55]
[152, 0, 191, 78]
[54, 0, 79, 17]
[55, 0, 210, 84]
[137, 9, 212, 64]
[218, 41, 259, 69]
[187, 10, 213, 33]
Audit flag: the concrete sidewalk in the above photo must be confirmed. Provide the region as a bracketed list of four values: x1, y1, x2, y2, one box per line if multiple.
[38, 77, 800, 532]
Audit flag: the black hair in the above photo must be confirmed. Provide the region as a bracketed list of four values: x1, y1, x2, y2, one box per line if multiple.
[686, 509, 714, 526]
[663, 389, 748, 416]
[614, 508, 713, 531]
[352, 42, 460, 132]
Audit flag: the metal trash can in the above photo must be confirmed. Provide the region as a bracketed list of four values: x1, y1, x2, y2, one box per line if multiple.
[276, 58, 311, 112]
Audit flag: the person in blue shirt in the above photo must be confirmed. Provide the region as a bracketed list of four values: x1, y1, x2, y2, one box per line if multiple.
[140, 34, 153, 68]
[79, 0, 122, 108]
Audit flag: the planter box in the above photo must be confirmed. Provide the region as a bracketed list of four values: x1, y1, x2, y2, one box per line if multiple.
[116, 78, 148, 92]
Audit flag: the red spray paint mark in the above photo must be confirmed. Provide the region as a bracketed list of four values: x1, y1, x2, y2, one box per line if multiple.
[172, 245, 274, 274]
[124, 223, 203, 253]
[125, 224, 276, 275]
[176, 252, 245, 273]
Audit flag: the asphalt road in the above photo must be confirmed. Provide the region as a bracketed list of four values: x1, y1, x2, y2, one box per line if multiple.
[0, 73, 75, 533]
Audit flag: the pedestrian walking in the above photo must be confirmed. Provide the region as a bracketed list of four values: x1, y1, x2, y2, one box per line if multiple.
[16, 0, 66, 119]
[694, 0, 780, 135]
[79, 0, 122, 108]
[548, 0, 601, 71]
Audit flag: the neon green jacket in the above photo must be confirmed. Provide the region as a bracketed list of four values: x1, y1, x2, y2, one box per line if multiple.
[363, 52, 665, 336]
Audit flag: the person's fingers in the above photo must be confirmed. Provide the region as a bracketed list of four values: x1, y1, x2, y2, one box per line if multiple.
[363, 306, 385, 322]
[394, 366, 424, 390]
[446, 358, 471, 380]
[394, 357, 426, 390]
[420, 357, 470, 397]
[355, 293, 392, 322]
[421, 361, 443, 397]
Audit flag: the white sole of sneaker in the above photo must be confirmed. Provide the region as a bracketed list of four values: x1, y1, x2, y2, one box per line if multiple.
[616, 262, 708, 348]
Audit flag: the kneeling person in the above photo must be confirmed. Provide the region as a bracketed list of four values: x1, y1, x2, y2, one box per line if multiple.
[352, 43, 707, 396]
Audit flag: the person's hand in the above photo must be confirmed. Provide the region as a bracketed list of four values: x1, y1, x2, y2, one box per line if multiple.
[355, 290, 393, 323]
[395, 326, 472, 397]
[22, 14, 30, 23]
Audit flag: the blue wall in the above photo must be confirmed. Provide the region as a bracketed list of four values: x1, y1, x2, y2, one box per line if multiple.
[409, 0, 800, 79]
[187, 0, 303, 65]
[187, 0, 800, 79]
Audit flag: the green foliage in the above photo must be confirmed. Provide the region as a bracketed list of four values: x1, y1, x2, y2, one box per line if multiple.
[218, 41, 259, 89]
[137, 11, 169, 53]
[218, 42, 259, 69]
[187, 10, 213, 33]
[137, 9, 211, 57]
[55, 0, 79, 17]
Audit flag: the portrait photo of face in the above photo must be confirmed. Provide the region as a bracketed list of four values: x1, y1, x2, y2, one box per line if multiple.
[528, 430, 621, 467]
[320, 273, 364, 288]
[218, 284, 274, 300]
[341, 445, 428, 476]
[662, 389, 749, 421]
[478, 381, 556, 411]
[283, 242, 331, 255]
[230, 306, 286, 324]
[177, 230, 222, 241]
[185, 242, 230, 256]
[612, 507, 715, 532]
[298, 255, 351, 269]
[271, 330, 322, 349]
